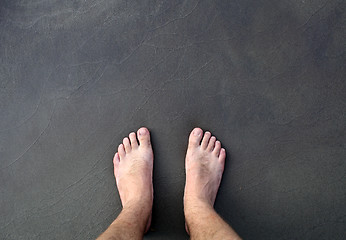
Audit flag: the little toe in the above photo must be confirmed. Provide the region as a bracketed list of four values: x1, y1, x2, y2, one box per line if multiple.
[201, 131, 211, 149]
[129, 132, 138, 148]
[113, 152, 120, 175]
[213, 140, 221, 156]
[113, 152, 120, 165]
[118, 144, 125, 158]
[219, 148, 226, 164]
[207, 136, 216, 151]
[137, 127, 151, 147]
[123, 137, 131, 152]
[188, 127, 203, 148]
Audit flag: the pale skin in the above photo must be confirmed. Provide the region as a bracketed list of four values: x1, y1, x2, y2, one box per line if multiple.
[97, 127, 241, 240]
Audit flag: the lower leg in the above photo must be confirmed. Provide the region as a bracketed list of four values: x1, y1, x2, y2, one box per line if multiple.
[184, 128, 241, 240]
[184, 199, 240, 240]
[97, 200, 151, 240]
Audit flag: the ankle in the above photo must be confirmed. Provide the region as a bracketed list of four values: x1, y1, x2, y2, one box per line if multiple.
[123, 199, 151, 218]
[113, 205, 151, 233]
[123, 195, 152, 209]
[184, 193, 213, 208]
[184, 196, 214, 219]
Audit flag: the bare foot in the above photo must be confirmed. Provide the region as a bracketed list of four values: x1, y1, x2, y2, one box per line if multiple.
[113, 127, 153, 232]
[184, 127, 226, 231]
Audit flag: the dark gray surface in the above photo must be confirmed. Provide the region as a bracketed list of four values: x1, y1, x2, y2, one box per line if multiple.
[1, 0, 345, 239]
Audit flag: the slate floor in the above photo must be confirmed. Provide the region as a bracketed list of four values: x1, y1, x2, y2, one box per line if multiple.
[0, 0, 345, 239]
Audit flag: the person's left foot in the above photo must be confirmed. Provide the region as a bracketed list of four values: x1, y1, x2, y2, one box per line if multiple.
[113, 127, 153, 232]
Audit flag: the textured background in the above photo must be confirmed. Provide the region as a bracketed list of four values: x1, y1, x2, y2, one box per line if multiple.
[0, 0, 345, 239]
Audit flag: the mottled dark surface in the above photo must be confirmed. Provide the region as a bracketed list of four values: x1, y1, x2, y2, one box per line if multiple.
[0, 0, 345, 239]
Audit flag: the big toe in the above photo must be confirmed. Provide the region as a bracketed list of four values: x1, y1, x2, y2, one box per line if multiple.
[188, 127, 203, 148]
[137, 127, 151, 147]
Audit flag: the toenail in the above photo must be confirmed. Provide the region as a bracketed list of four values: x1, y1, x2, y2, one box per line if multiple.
[139, 128, 146, 135]
[193, 128, 201, 136]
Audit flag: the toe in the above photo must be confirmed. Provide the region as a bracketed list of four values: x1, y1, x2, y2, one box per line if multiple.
[113, 152, 120, 165]
[219, 148, 226, 164]
[137, 127, 151, 147]
[213, 140, 221, 156]
[123, 137, 131, 152]
[129, 132, 138, 148]
[113, 152, 120, 175]
[207, 136, 216, 151]
[118, 144, 125, 158]
[188, 127, 203, 148]
[201, 131, 211, 149]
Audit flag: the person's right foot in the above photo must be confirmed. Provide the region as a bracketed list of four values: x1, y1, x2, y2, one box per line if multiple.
[184, 127, 226, 208]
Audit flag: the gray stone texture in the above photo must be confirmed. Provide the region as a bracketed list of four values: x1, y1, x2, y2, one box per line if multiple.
[0, 0, 345, 239]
